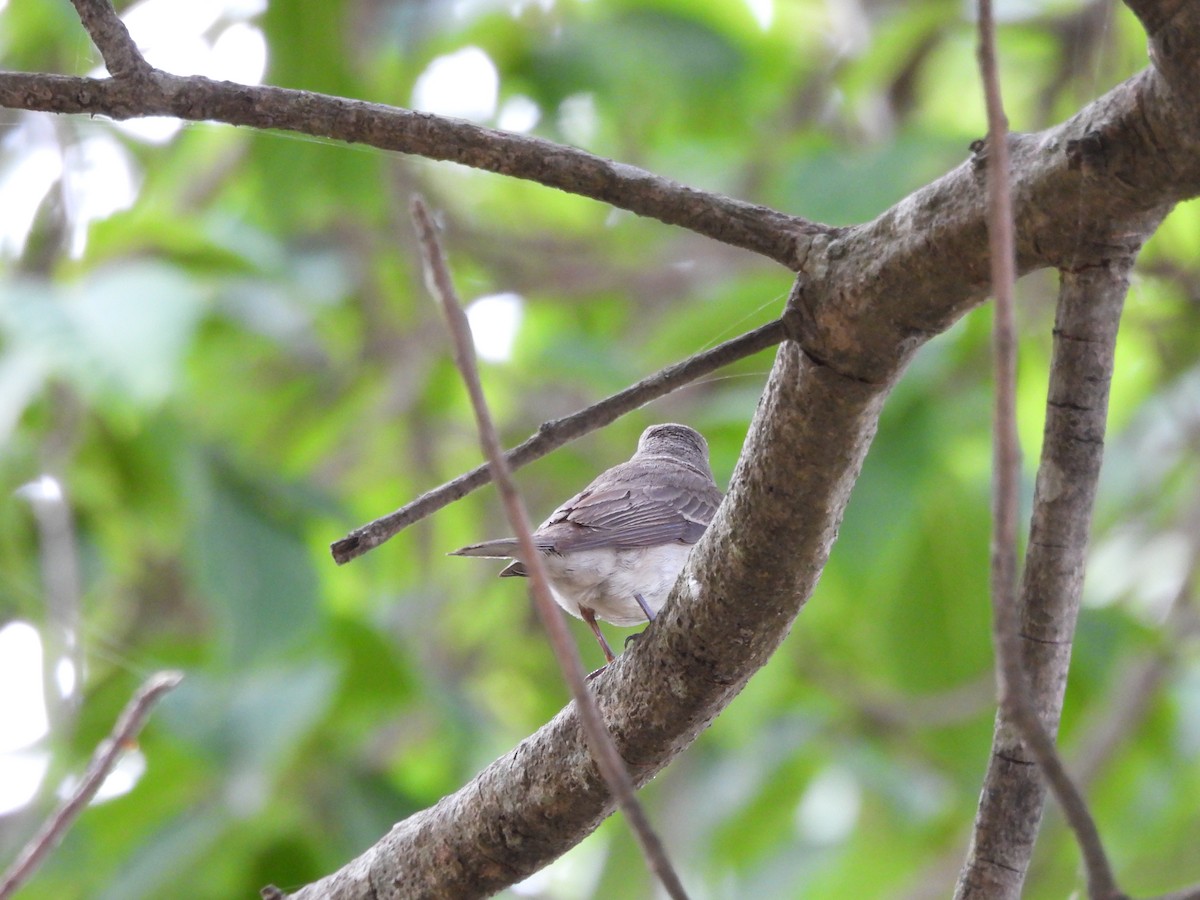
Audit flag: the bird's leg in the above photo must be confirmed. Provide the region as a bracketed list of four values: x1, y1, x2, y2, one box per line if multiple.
[634, 592, 655, 622]
[580, 606, 616, 663]
[622, 593, 657, 650]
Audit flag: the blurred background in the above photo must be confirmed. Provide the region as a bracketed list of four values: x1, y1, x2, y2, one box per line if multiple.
[1, 0, 1199, 897]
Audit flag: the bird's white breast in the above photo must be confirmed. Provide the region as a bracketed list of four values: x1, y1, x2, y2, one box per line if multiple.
[540, 543, 695, 626]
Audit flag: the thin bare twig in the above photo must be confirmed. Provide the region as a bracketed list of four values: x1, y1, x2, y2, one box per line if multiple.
[0, 670, 184, 900]
[410, 197, 690, 900]
[26, 0, 822, 268]
[0, 72, 813, 269]
[330, 314, 788, 564]
[974, 4, 1123, 899]
[978, 3, 1021, 670]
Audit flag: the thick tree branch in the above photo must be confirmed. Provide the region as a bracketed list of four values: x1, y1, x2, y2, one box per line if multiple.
[769, 57, 1195, 394]
[1123, 0, 1200, 96]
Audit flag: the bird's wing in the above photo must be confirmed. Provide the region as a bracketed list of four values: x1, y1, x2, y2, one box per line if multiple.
[538, 480, 721, 552]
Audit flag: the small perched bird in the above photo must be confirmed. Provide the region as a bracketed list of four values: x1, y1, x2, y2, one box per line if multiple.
[450, 423, 723, 662]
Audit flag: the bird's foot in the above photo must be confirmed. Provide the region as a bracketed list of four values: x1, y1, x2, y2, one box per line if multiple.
[624, 630, 647, 649]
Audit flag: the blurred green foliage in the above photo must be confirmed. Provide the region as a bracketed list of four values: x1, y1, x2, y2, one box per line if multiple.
[1, 0, 1199, 897]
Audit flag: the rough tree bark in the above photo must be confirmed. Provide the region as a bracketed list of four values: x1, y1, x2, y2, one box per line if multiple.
[2, 0, 1199, 897]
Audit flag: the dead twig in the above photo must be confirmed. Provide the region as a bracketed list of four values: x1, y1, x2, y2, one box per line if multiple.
[0, 670, 184, 900]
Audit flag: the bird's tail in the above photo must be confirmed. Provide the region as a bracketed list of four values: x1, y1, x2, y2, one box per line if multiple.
[448, 538, 520, 559]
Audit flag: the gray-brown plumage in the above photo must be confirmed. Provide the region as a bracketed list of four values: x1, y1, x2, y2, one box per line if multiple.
[450, 423, 723, 661]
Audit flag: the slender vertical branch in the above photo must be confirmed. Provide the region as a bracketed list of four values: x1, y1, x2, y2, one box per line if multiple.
[409, 197, 690, 900]
[977, 2, 1021, 680]
[0, 671, 183, 900]
[962, 5, 1126, 898]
